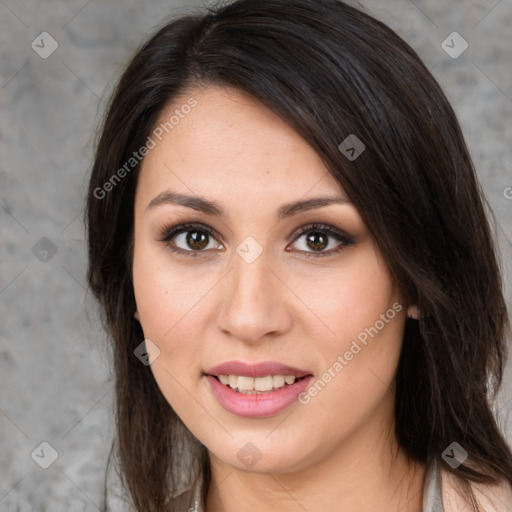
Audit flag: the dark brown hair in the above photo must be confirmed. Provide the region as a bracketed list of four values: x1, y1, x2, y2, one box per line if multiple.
[85, 0, 512, 510]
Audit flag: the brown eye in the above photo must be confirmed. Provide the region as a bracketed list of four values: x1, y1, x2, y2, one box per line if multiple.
[159, 223, 223, 256]
[288, 223, 354, 258]
[186, 230, 210, 250]
[305, 231, 329, 251]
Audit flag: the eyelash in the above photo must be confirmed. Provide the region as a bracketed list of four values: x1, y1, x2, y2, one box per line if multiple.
[158, 222, 354, 259]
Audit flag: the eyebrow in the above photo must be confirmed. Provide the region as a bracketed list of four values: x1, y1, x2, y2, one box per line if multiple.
[146, 191, 351, 220]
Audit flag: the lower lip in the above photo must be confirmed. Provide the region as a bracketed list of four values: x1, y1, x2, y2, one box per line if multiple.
[205, 374, 313, 418]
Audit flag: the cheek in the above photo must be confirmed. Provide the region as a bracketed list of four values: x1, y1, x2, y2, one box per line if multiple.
[293, 245, 403, 357]
[132, 248, 209, 414]
[132, 247, 188, 371]
[295, 246, 405, 409]
[132, 242, 224, 393]
[132, 240, 207, 338]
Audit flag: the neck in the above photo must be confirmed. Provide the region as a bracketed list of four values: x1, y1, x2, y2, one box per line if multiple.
[205, 412, 427, 512]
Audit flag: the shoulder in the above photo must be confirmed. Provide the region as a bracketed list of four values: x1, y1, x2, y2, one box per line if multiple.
[440, 466, 512, 512]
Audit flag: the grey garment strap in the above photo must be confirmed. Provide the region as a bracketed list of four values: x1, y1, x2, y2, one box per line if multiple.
[106, 462, 205, 512]
[423, 456, 445, 512]
[185, 480, 204, 512]
[104, 438, 205, 512]
[171, 469, 204, 512]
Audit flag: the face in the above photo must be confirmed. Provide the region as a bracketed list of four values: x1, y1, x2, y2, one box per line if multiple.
[132, 85, 407, 474]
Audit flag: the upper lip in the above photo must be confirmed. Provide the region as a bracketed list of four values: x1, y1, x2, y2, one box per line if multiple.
[204, 360, 313, 378]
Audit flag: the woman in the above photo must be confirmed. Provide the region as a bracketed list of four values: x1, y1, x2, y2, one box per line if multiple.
[86, 0, 512, 510]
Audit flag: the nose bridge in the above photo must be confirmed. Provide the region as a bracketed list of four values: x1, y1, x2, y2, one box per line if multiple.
[232, 248, 270, 301]
[228, 245, 275, 315]
[216, 242, 290, 342]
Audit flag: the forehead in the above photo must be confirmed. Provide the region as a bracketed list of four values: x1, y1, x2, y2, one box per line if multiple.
[136, 85, 344, 206]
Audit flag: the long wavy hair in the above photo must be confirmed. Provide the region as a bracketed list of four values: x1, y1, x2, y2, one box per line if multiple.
[85, 0, 512, 510]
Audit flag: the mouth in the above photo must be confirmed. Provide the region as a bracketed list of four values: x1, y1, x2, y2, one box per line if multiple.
[203, 360, 314, 417]
[204, 372, 314, 418]
[209, 374, 311, 395]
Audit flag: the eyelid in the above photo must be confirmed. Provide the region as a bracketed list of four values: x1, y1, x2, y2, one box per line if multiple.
[287, 222, 354, 258]
[157, 222, 223, 259]
[158, 222, 222, 244]
[287, 222, 351, 243]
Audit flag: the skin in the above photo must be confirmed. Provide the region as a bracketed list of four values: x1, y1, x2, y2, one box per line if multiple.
[132, 85, 426, 512]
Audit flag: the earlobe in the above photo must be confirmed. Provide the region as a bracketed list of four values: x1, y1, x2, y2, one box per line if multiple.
[134, 310, 140, 321]
[407, 305, 420, 320]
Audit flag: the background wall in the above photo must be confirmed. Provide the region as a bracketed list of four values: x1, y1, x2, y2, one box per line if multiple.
[1, 0, 511, 510]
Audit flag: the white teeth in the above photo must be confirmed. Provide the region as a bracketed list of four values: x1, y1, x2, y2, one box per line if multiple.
[272, 375, 285, 388]
[216, 374, 299, 392]
[254, 376, 273, 391]
[237, 376, 254, 391]
[228, 375, 238, 388]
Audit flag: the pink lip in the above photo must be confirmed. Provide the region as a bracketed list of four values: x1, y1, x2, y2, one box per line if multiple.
[205, 374, 314, 418]
[204, 360, 312, 378]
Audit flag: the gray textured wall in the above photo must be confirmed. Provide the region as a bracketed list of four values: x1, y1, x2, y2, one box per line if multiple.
[1, 0, 511, 510]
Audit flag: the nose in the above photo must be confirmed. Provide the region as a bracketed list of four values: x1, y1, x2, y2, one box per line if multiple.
[215, 246, 292, 344]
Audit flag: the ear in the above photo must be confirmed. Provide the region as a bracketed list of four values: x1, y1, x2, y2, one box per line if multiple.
[406, 305, 420, 320]
[134, 310, 140, 321]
